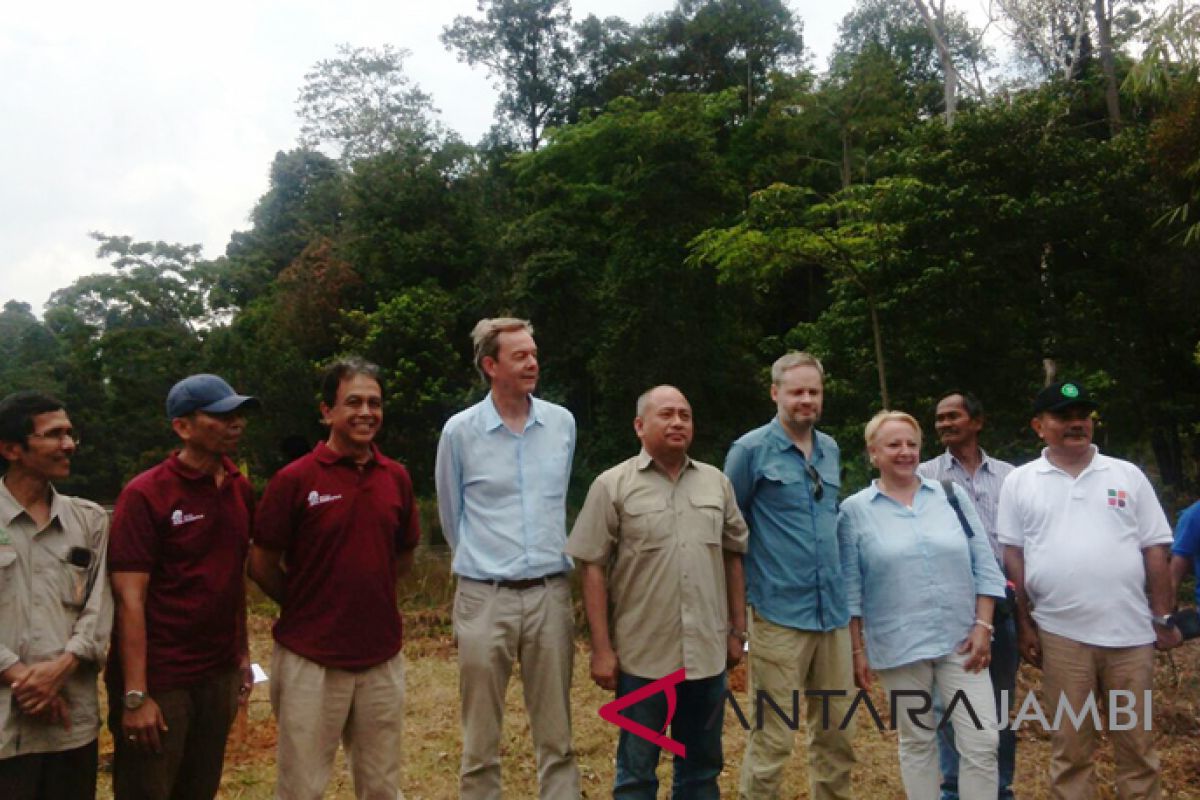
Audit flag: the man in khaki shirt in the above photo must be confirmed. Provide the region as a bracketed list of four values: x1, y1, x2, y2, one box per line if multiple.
[567, 385, 748, 800]
[0, 391, 111, 800]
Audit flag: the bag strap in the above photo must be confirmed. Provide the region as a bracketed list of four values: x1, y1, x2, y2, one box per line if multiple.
[941, 479, 974, 539]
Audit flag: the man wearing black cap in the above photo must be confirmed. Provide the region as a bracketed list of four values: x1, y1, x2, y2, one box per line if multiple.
[997, 381, 1180, 799]
[107, 375, 259, 800]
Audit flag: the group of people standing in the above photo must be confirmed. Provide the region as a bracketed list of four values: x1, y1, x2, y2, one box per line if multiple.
[0, 315, 1193, 800]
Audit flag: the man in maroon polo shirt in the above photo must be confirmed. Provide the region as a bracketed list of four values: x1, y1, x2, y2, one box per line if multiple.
[249, 357, 420, 800]
[107, 374, 259, 800]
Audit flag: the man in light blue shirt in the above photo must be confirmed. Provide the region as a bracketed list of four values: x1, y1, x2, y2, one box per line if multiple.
[917, 391, 1016, 800]
[435, 317, 579, 800]
[725, 352, 855, 800]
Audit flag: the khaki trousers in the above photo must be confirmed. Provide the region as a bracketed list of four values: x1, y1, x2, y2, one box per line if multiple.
[738, 612, 857, 800]
[454, 575, 579, 800]
[1039, 629, 1160, 800]
[270, 645, 406, 800]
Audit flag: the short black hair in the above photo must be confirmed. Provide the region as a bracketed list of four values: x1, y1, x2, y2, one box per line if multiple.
[0, 391, 66, 446]
[320, 357, 382, 406]
[938, 390, 984, 420]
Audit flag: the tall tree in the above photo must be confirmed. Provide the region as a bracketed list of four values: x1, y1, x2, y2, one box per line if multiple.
[297, 44, 441, 162]
[442, 0, 575, 150]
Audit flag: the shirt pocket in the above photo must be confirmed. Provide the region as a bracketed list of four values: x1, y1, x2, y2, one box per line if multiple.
[60, 561, 89, 609]
[0, 548, 17, 608]
[759, 465, 808, 510]
[688, 490, 725, 546]
[622, 495, 671, 551]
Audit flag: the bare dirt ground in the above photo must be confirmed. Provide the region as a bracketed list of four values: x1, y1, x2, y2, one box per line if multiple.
[95, 551, 1200, 798]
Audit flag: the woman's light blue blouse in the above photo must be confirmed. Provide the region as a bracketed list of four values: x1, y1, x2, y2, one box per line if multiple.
[837, 478, 1006, 670]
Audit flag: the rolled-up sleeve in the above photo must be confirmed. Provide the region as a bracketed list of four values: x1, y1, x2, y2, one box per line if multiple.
[64, 506, 112, 664]
[837, 505, 864, 617]
[434, 424, 462, 551]
[720, 476, 749, 553]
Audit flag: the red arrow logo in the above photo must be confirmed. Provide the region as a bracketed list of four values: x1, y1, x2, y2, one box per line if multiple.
[597, 669, 688, 758]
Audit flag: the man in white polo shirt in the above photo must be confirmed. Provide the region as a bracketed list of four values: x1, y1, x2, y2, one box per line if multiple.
[997, 381, 1180, 799]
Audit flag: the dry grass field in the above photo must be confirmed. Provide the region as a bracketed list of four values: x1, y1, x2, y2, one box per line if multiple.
[94, 548, 1200, 799]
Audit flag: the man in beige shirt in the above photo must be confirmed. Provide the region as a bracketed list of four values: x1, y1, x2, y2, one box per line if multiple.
[566, 385, 748, 800]
[0, 391, 111, 800]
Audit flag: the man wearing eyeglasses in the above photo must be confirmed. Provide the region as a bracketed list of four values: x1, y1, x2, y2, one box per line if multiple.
[0, 391, 111, 800]
[725, 352, 856, 800]
[107, 375, 258, 800]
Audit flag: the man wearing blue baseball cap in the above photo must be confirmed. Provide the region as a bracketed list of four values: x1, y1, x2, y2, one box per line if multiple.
[107, 375, 258, 800]
[997, 381, 1179, 799]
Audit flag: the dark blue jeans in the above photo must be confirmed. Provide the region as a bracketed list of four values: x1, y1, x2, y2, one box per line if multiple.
[937, 615, 1018, 800]
[613, 670, 726, 800]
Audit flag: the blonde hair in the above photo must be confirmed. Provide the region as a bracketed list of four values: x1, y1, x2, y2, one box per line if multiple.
[864, 410, 922, 447]
[471, 318, 533, 382]
[771, 351, 825, 384]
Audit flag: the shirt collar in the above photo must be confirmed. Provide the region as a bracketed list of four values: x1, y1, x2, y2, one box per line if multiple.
[314, 440, 380, 466]
[0, 475, 63, 527]
[1035, 444, 1104, 475]
[166, 451, 242, 482]
[635, 448, 696, 474]
[865, 476, 938, 503]
[943, 447, 997, 473]
[767, 417, 827, 461]
[482, 391, 541, 433]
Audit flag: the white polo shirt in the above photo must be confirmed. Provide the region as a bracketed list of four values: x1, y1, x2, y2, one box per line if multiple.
[996, 446, 1172, 647]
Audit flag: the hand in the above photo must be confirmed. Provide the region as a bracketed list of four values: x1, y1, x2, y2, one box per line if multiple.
[32, 695, 73, 731]
[11, 654, 76, 715]
[1016, 619, 1042, 669]
[238, 658, 254, 707]
[1155, 623, 1183, 651]
[590, 647, 619, 691]
[726, 632, 746, 669]
[123, 698, 169, 754]
[958, 624, 992, 672]
[852, 651, 872, 691]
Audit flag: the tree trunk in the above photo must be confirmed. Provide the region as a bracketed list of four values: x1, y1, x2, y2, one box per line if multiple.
[867, 290, 890, 408]
[1093, 0, 1121, 133]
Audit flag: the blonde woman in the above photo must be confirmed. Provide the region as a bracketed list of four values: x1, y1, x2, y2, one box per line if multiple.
[837, 411, 1006, 799]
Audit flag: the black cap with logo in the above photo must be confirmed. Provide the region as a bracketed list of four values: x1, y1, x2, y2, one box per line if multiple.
[1032, 381, 1099, 415]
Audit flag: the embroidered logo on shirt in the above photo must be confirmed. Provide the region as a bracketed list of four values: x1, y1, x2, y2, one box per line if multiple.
[0, 529, 10, 546]
[307, 490, 343, 508]
[1107, 489, 1128, 509]
[170, 509, 206, 526]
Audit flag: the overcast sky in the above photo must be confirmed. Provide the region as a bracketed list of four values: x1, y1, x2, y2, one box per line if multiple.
[0, 0, 929, 314]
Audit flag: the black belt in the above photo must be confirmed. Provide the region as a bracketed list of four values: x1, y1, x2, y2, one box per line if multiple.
[464, 573, 565, 591]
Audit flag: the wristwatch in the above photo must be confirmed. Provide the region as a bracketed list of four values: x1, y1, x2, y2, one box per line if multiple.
[1151, 614, 1175, 629]
[123, 690, 147, 710]
[729, 628, 749, 643]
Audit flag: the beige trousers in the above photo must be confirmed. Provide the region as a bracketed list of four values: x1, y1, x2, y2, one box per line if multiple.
[738, 612, 857, 800]
[454, 575, 579, 800]
[1039, 629, 1160, 800]
[270, 645, 406, 800]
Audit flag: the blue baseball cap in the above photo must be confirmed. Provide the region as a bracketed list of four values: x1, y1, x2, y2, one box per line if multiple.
[166, 374, 259, 419]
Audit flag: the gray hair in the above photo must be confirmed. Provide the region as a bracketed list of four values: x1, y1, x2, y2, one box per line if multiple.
[471, 317, 534, 382]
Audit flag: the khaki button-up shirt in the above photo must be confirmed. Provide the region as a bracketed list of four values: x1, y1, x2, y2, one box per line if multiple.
[566, 451, 748, 680]
[0, 479, 112, 757]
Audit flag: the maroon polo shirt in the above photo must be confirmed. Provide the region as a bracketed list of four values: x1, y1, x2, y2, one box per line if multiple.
[107, 453, 252, 694]
[253, 441, 421, 670]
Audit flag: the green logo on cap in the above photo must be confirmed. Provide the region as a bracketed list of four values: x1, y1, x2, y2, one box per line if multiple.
[1061, 383, 1080, 398]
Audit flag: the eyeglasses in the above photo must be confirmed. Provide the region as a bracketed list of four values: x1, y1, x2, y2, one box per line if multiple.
[804, 462, 824, 503]
[29, 428, 80, 447]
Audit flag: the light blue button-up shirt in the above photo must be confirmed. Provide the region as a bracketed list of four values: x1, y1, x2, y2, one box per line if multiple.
[837, 478, 1006, 670]
[435, 391, 575, 580]
[725, 419, 847, 631]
